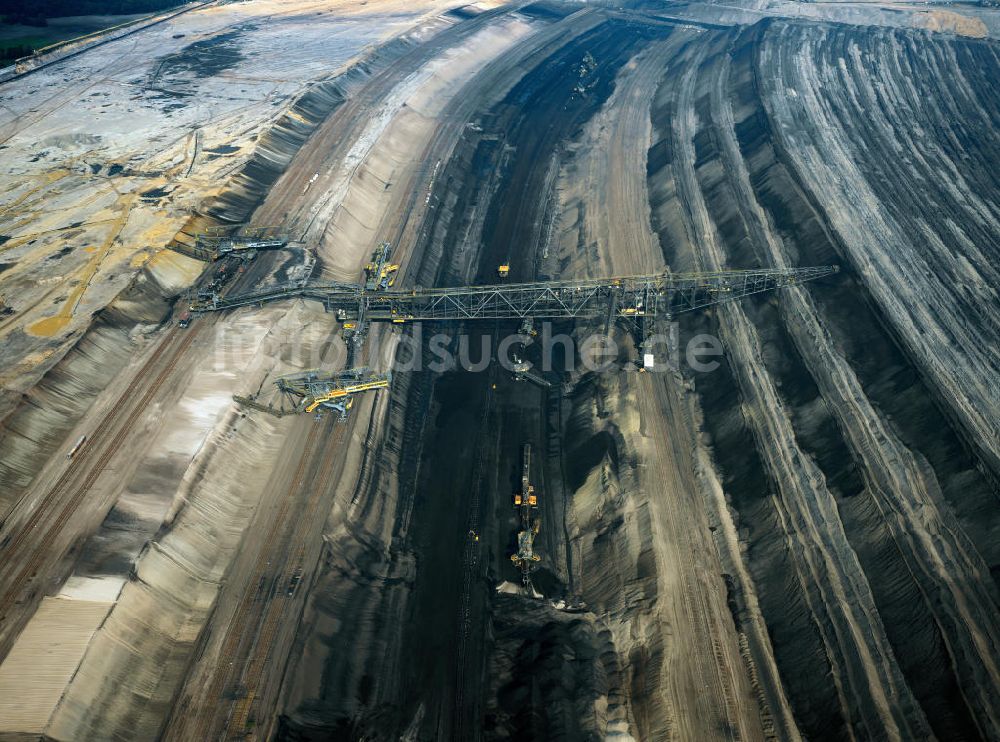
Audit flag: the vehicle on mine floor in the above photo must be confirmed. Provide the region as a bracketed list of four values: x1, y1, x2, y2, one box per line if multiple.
[67, 435, 87, 459]
[288, 569, 303, 595]
[553, 598, 588, 613]
[177, 311, 191, 328]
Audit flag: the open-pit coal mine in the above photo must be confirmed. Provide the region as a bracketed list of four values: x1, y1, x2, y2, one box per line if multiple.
[0, 0, 998, 740]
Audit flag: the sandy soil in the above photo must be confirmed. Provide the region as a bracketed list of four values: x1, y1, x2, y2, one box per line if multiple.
[0, 0, 454, 389]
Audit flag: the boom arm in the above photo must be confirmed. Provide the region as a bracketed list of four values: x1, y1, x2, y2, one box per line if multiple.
[303, 377, 391, 413]
[275, 368, 390, 413]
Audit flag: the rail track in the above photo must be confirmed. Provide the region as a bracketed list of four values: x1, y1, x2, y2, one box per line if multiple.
[0, 321, 203, 653]
[187, 420, 322, 738]
[452, 355, 498, 740]
[180, 410, 352, 740]
[224, 422, 347, 738]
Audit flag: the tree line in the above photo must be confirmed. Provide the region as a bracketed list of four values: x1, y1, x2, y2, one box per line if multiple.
[1, 0, 182, 21]
[1, 44, 34, 62]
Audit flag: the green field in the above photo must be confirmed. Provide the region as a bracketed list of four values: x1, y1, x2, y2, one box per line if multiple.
[0, 11, 167, 62]
[1, 0, 183, 18]
[0, 0, 187, 62]
[0, 34, 58, 62]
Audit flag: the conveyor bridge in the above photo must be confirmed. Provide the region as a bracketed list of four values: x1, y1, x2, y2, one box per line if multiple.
[191, 267, 837, 323]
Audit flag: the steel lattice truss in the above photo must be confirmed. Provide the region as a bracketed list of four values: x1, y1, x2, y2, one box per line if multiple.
[194, 266, 838, 321]
[276, 367, 381, 397]
[275, 368, 390, 412]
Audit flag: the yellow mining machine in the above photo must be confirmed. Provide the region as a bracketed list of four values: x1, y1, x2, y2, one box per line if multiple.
[303, 377, 389, 414]
[511, 443, 541, 588]
[272, 368, 390, 419]
[364, 242, 398, 290]
[233, 368, 389, 419]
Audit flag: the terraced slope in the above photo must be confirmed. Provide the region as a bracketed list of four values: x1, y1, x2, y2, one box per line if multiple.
[275, 11, 1000, 741]
[644, 19, 1000, 741]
